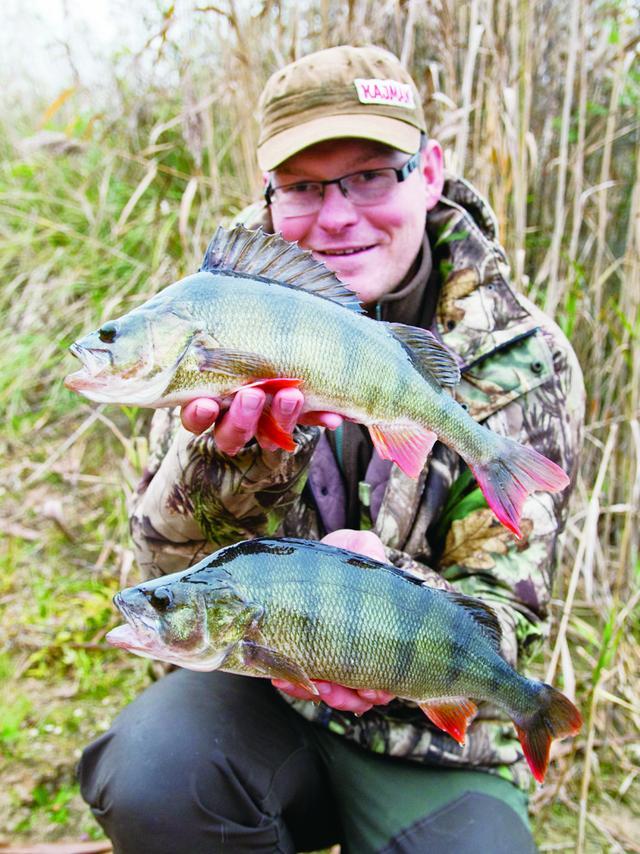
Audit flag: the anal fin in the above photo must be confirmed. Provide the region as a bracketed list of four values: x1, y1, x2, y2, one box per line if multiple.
[369, 424, 437, 478]
[418, 697, 478, 745]
[240, 640, 319, 696]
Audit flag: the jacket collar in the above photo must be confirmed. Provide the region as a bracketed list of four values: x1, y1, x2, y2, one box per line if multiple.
[428, 175, 537, 368]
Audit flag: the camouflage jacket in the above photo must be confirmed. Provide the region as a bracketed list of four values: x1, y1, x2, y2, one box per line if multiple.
[129, 176, 585, 789]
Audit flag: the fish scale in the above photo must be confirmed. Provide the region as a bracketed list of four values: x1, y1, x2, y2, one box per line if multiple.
[109, 536, 582, 783]
[207, 541, 514, 700]
[66, 224, 570, 536]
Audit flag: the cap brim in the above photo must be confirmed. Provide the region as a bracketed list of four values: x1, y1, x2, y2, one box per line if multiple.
[257, 114, 422, 171]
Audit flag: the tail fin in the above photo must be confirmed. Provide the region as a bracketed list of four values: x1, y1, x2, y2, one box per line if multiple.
[514, 684, 582, 783]
[468, 438, 569, 538]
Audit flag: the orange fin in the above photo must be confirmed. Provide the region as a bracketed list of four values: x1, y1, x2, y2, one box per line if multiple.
[369, 424, 437, 478]
[241, 377, 303, 395]
[513, 684, 582, 783]
[256, 407, 297, 452]
[468, 438, 569, 538]
[418, 698, 478, 745]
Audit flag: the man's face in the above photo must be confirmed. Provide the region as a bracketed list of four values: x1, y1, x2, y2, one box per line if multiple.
[269, 138, 444, 304]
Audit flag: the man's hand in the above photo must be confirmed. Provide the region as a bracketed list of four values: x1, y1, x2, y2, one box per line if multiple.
[272, 529, 396, 715]
[180, 388, 343, 454]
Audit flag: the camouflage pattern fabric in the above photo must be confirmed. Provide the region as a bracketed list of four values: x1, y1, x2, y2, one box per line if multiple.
[129, 175, 585, 789]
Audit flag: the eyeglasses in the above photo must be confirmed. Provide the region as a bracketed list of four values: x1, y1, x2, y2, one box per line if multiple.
[264, 151, 421, 218]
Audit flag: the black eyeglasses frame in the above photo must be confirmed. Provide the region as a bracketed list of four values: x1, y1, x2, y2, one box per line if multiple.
[263, 150, 422, 208]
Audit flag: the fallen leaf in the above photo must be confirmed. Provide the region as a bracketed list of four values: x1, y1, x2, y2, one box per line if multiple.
[441, 508, 515, 569]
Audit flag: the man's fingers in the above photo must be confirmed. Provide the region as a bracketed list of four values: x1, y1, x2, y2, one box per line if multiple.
[357, 689, 394, 705]
[181, 390, 341, 450]
[298, 410, 343, 430]
[272, 679, 389, 715]
[214, 388, 266, 454]
[271, 679, 318, 702]
[180, 398, 220, 434]
[321, 529, 387, 563]
[314, 682, 375, 714]
[272, 388, 304, 433]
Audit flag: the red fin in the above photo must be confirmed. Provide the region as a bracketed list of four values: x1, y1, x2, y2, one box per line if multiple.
[256, 408, 297, 452]
[369, 424, 437, 478]
[514, 684, 582, 783]
[468, 439, 570, 538]
[241, 377, 303, 395]
[418, 698, 478, 745]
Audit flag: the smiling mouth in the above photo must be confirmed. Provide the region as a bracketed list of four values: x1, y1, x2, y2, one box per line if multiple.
[315, 245, 376, 257]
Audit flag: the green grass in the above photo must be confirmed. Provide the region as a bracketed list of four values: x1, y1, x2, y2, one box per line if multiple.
[1, 11, 639, 847]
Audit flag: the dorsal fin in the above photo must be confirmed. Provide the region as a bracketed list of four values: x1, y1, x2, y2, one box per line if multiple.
[441, 590, 503, 652]
[201, 225, 364, 313]
[385, 322, 460, 387]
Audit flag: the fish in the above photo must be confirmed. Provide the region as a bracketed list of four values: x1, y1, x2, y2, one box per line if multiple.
[65, 225, 569, 537]
[107, 536, 582, 783]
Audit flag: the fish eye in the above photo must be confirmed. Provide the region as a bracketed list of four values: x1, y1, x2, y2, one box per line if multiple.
[98, 322, 118, 343]
[150, 588, 174, 612]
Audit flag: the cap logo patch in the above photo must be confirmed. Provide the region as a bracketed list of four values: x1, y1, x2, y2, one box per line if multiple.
[354, 78, 415, 109]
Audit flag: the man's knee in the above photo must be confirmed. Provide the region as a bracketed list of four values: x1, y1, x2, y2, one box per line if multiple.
[78, 717, 290, 853]
[77, 673, 312, 852]
[78, 723, 201, 827]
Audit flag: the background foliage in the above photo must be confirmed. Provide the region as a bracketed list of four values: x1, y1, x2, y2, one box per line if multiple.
[1, 1, 639, 850]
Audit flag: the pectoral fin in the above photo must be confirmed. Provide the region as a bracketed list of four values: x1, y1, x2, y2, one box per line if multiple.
[190, 334, 275, 378]
[255, 407, 297, 452]
[240, 640, 319, 696]
[369, 424, 437, 478]
[418, 697, 478, 745]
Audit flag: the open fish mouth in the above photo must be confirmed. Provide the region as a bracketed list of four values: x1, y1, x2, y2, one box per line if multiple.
[64, 344, 113, 393]
[107, 594, 167, 657]
[69, 342, 112, 375]
[106, 623, 159, 653]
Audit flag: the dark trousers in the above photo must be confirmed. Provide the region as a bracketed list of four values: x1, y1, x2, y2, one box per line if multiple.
[78, 670, 537, 854]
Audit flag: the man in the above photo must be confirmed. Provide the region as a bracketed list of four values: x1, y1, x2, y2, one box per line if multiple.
[79, 46, 584, 853]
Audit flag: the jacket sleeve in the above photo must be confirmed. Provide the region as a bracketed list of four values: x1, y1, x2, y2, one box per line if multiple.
[129, 408, 320, 577]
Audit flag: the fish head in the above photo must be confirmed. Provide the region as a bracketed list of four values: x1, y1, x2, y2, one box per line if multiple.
[107, 569, 259, 671]
[64, 302, 196, 406]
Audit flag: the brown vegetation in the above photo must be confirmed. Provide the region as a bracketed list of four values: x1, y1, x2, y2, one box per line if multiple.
[0, 1, 638, 850]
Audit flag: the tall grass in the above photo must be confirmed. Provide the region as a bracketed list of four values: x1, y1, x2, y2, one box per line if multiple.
[1, 0, 639, 849]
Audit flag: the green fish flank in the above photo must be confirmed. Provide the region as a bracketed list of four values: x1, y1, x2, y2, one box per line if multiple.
[66, 225, 570, 537]
[109, 537, 582, 782]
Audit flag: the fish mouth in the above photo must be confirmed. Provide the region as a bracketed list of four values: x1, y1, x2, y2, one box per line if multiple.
[107, 593, 171, 658]
[69, 342, 113, 375]
[64, 343, 113, 394]
[64, 336, 186, 406]
[106, 623, 158, 653]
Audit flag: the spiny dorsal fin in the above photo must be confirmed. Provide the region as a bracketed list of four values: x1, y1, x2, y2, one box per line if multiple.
[442, 590, 503, 652]
[201, 225, 364, 313]
[385, 322, 460, 387]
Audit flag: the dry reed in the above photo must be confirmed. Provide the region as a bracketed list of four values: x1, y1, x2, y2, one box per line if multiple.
[1, 0, 638, 849]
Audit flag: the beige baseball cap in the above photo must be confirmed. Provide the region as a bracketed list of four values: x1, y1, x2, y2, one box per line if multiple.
[257, 45, 426, 171]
